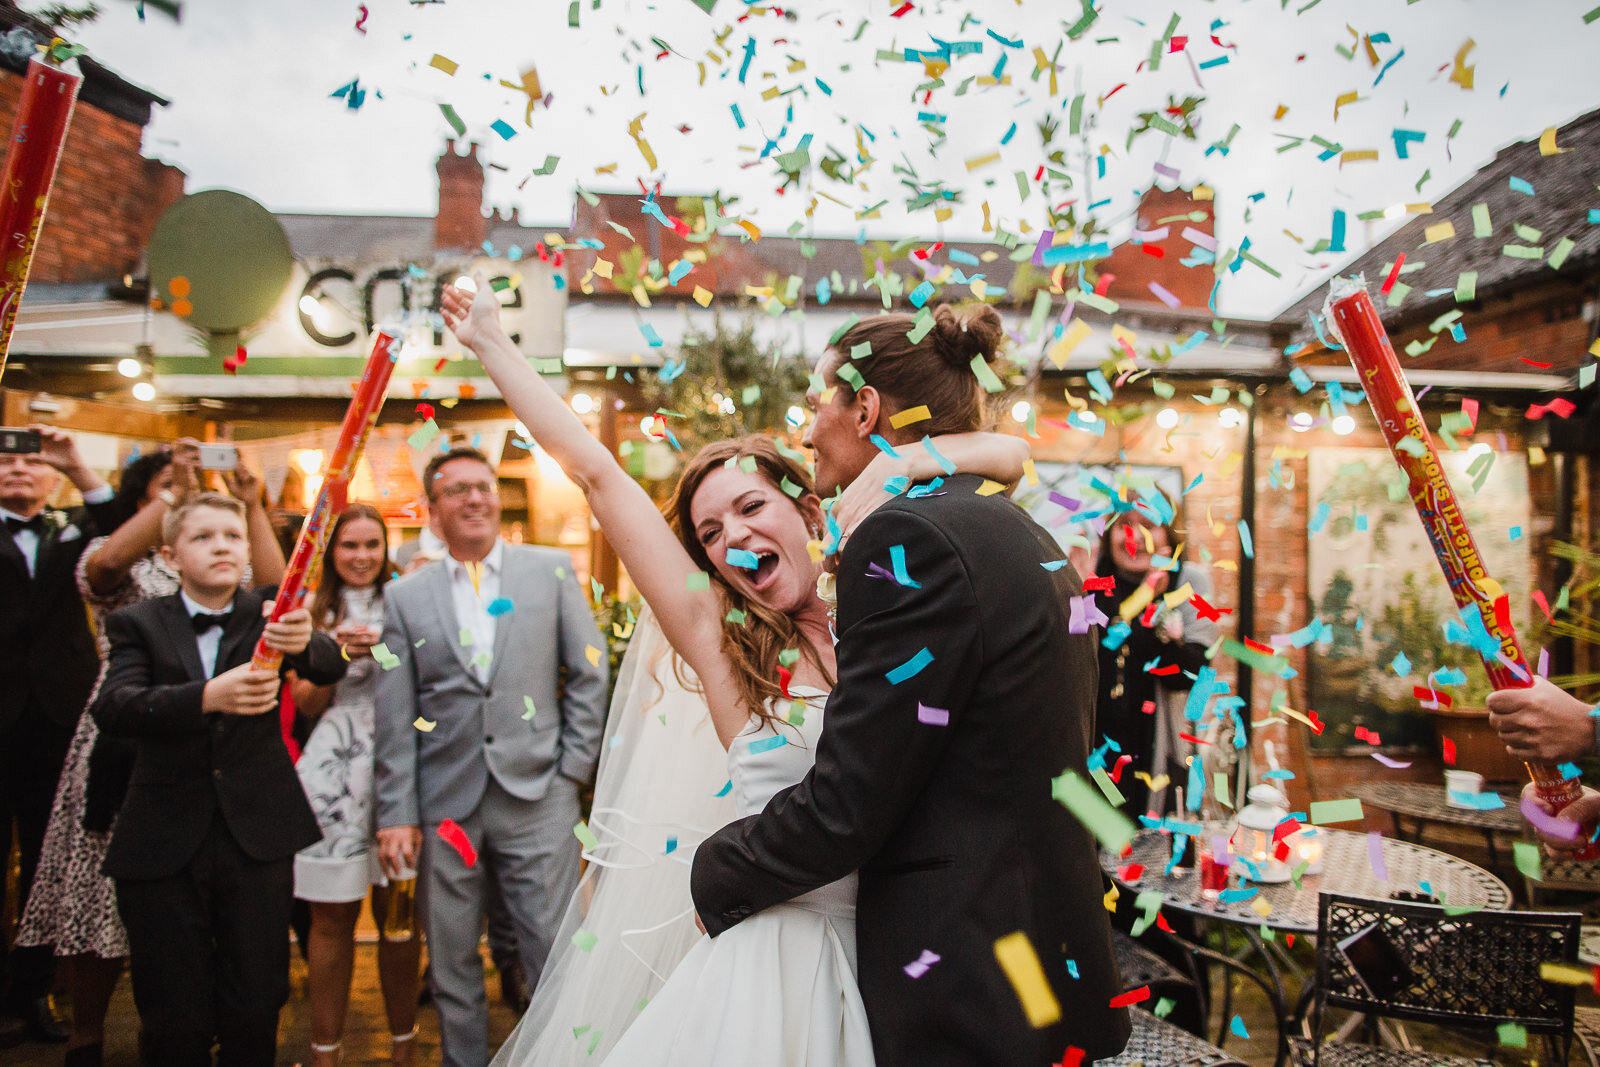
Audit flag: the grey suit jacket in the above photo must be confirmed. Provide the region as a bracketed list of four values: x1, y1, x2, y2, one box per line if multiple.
[373, 543, 609, 829]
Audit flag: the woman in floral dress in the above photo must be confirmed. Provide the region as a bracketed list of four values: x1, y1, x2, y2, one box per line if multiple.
[17, 444, 282, 1066]
[292, 503, 421, 1067]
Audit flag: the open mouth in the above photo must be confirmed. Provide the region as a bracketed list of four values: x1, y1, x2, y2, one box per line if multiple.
[749, 551, 780, 590]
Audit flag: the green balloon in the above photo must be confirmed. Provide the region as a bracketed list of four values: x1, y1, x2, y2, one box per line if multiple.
[147, 189, 294, 333]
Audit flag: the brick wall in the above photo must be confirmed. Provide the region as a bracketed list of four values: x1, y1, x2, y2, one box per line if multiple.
[0, 66, 184, 285]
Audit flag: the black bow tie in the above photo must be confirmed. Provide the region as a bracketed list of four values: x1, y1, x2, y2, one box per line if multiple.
[5, 515, 44, 536]
[191, 611, 233, 634]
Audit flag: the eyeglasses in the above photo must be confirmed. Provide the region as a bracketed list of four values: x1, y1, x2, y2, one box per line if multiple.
[437, 482, 499, 500]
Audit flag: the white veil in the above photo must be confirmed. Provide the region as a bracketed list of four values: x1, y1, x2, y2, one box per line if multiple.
[491, 607, 737, 1065]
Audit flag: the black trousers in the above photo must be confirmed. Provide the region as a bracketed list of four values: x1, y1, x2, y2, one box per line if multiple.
[115, 815, 293, 1067]
[0, 711, 72, 1008]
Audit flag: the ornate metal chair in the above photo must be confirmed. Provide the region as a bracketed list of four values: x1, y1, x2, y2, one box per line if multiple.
[1291, 892, 1581, 1067]
[1099, 1008, 1248, 1067]
[1115, 928, 1198, 997]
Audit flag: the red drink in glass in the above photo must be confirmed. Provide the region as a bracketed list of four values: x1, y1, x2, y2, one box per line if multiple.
[1198, 851, 1228, 901]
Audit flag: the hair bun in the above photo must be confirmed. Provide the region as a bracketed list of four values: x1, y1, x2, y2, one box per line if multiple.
[930, 303, 1004, 370]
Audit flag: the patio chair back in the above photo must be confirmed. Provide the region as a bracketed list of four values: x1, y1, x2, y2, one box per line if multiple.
[1309, 892, 1580, 1049]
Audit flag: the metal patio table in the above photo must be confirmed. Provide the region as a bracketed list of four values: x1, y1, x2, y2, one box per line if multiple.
[1104, 826, 1513, 1067]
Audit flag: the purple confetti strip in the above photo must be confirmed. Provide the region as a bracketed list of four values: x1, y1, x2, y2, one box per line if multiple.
[1521, 794, 1582, 841]
[1367, 830, 1390, 882]
[903, 949, 941, 978]
[917, 703, 951, 727]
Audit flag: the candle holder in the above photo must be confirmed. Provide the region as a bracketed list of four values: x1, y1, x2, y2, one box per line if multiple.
[1231, 785, 1292, 884]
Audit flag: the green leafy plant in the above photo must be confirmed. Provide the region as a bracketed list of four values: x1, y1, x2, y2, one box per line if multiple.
[640, 313, 811, 454]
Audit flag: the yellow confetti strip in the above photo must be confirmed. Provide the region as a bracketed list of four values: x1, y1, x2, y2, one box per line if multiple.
[414, 717, 437, 733]
[975, 479, 1006, 497]
[1424, 221, 1456, 243]
[889, 405, 931, 429]
[993, 932, 1061, 1028]
[1048, 319, 1093, 367]
[585, 645, 602, 667]
[692, 286, 713, 307]
[964, 151, 1001, 172]
[430, 54, 459, 76]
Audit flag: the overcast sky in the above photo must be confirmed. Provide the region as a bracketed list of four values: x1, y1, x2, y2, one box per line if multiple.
[62, 0, 1600, 320]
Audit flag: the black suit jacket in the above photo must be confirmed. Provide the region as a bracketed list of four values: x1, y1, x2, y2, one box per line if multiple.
[691, 474, 1130, 1067]
[0, 497, 123, 732]
[93, 586, 345, 881]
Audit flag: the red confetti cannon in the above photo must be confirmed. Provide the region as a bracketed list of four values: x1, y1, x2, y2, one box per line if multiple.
[0, 54, 82, 379]
[1327, 278, 1596, 856]
[252, 329, 401, 670]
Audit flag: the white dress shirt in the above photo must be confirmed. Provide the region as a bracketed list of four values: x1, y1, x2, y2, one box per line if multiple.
[447, 539, 503, 685]
[1, 483, 112, 578]
[180, 589, 236, 679]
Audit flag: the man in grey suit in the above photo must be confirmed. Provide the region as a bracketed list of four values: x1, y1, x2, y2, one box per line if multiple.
[374, 446, 608, 1067]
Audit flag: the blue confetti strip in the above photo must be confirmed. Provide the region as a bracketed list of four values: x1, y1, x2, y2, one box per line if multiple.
[886, 648, 935, 684]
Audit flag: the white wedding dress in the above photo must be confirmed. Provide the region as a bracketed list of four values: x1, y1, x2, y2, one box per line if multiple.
[600, 688, 876, 1066]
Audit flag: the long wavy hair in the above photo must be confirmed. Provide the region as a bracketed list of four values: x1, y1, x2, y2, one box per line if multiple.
[664, 435, 833, 733]
[308, 503, 392, 628]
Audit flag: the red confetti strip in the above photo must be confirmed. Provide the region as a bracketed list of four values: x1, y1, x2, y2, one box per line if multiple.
[1110, 754, 1133, 782]
[1442, 736, 1457, 764]
[1094, 272, 1116, 296]
[1178, 732, 1212, 746]
[1169, 36, 1188, 52]
[1083, 575, 1115, 593]
[1141, 245, 1166, 258]
[1102, 83, 1127, 102]
[889, 1, 913, 15]
[1109, 986, 1150, 1007]
[1190, 594, 1231, 621]
[1520, 358, 1554, 368]
[1118, 863, 1145, 881]
[776, 664, 793, 699]
[1058, 1048, 1086, 1067]
[1123, 523, 1139, 558]
[436, 818, 477, 867]
[1243, 636, 1275, 655]
[1140, 700, 1156, 715]
[1149, 664, 1180, 676]
[1532, 590, 1553, 621]
[1380, 253, 1406, 295]
[1155, 913, 1174, 933]
[1139, 602, 1159, 628]
[1493, 594, 1513, 635]
[416, 402, 435, 419]
[1306, 710, 1326, 735]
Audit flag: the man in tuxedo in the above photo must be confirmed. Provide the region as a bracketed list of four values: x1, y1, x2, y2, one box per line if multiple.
[375, 446, 608, 1067]
[692, 311, 1130, 1067]
[0, 425, 118, 1046]
[93, 493, 346, 1066]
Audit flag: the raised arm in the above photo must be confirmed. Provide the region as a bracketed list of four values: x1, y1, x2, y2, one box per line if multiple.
[225, 463, 287, 587]
[85, 440, 199, 595]
[442, 274, 749, 747]
[829, 431, 1030, 540]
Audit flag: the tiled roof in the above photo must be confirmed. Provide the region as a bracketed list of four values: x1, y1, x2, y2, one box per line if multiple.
[273, 213, 563, 262]
[1275, 105, 1600, 341]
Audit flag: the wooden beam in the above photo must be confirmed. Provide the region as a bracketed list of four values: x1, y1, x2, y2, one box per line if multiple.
[1, 389, 203, 439]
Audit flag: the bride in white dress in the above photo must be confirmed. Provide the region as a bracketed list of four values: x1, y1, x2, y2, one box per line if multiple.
[444, 275, 1026, 1066]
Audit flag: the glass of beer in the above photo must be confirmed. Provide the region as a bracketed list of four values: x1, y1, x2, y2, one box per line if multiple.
[384, 866, 417, 941]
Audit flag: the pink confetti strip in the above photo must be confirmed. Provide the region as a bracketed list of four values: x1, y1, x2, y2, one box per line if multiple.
[916, 703, 950, 727]
[1371, 753, 1412, 769]
[1367, 830, 1389, 882]
[903, 949, 940, 978]
[1181, 226, 1217, 251]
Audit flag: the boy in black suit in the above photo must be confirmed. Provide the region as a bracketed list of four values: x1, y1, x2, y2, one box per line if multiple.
[94, 492, 346, 1067]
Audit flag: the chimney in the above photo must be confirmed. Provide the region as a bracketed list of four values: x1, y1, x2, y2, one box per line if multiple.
[435, 139, 486, 252]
